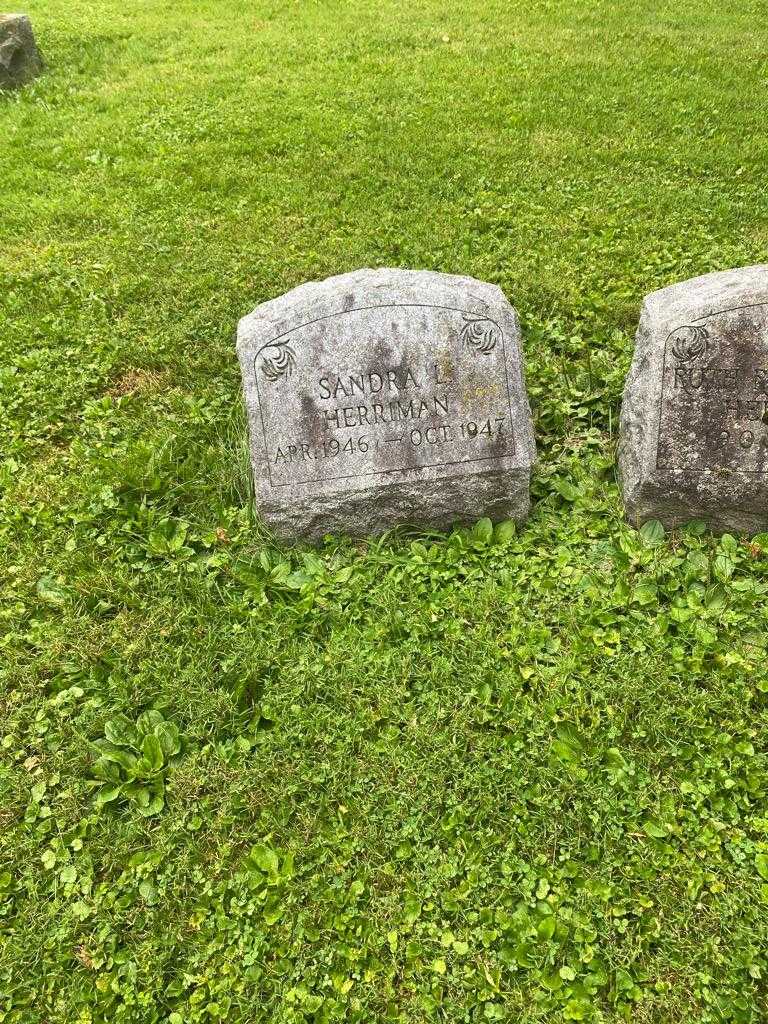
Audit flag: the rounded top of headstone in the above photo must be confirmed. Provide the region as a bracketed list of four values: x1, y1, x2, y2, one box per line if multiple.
[237, 268, 510, 352]
[641, 264, 768, 328]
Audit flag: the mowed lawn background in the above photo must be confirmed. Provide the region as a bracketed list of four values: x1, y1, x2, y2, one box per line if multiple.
[2, 1, 768, 1021]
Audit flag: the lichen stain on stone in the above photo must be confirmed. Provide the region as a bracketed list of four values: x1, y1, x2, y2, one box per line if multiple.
[460, 381, 502, 403]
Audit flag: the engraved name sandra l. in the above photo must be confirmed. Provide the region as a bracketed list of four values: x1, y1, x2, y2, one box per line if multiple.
[317, 363, 451, 400]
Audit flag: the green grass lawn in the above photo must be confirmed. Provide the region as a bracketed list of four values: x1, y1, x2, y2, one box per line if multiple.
[2, 0, 768, 1020]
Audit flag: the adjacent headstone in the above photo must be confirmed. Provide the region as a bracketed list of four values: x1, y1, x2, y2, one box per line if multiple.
[619, 264, 768, 533]
[0, 14, 43, 89]
[237, 269, 536, 541]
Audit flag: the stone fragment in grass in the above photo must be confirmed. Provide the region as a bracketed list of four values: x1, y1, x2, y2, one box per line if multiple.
[0, 14, 43, 89]
[619, 264, 768, 533]
[237, 268, 536, 541]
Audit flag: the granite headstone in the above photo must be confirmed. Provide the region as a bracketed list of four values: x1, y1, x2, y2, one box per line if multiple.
[0, 14, 43, 89]
[237, 269, 536, 541]
[619, 264, 768, 533]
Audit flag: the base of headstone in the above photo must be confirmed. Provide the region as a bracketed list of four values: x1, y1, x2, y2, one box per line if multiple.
[0, 13, 43, 89]
[255, 466, 533, 542]
[238, 269, 536, 542]
[619, 264, 768, 534]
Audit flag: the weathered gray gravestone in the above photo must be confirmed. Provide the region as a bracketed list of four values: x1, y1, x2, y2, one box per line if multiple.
[0, 14, 43, 89]
[237, 269, 536, 541]
[619, 264, 768, 533]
